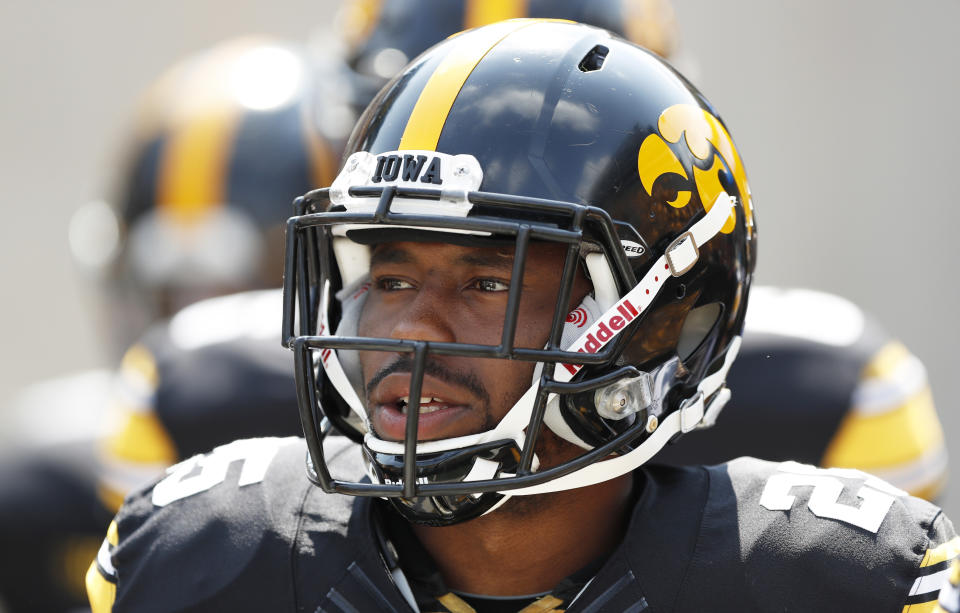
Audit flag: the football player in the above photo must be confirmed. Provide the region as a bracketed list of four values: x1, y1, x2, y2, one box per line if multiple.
[88, 20, 957, 612]
[0, 37, 338, 613]
[89, 0, 945, 524]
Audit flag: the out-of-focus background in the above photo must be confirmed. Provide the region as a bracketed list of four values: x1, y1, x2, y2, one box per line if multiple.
[1, 0, 956, 528]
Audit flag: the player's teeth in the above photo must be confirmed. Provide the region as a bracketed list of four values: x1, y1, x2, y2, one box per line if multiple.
[398, 401, 449, 414]
[397, 396, 442, 407]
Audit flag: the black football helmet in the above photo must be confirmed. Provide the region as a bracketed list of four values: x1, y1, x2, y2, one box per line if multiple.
[284, 19, 756, 525]
[68, 37, 339, 352]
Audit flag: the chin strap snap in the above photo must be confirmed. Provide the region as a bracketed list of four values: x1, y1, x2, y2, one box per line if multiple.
[679, 391, 704, 433]
[679, 334, 741, 432]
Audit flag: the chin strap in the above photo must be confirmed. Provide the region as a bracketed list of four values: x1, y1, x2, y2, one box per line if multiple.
[507, 335, 741, 496]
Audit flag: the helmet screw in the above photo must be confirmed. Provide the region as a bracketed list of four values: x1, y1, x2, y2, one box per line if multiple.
[454, 165, 469, 177]
[645, 415, 659, 433]
[346, 158, 358, 171]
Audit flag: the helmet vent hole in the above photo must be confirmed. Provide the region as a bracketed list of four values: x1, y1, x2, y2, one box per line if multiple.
[675, 284, 686, 300]
[578, 45, 609, 72]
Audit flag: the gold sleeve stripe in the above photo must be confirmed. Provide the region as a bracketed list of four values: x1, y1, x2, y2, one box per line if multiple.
[398, 19, 546, 152]
[518, 594, 565, 612]
[437, 592, 478, 613]
[463, 0, 529, 30]
[821, 386, 944, 476]
[86, 561, 116, 613]
[87, 520, 119, 613]
[905, 601, 940, 613]
[157, 106, 238, 224]
[910, 569, 955, 608]
[107, 520, 119, 547]
[922, 537, 960, 568]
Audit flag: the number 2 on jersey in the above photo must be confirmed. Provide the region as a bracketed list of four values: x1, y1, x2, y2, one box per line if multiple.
[760, 462, 905, 533]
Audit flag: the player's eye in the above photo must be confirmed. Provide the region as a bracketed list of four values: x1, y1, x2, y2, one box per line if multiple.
[470, 278, 510, 292]
[376, 277, 415, 291]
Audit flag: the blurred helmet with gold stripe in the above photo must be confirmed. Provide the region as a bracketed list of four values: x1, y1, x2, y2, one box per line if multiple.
[333, 0, 680, 114]
[68, 37, 340, 353]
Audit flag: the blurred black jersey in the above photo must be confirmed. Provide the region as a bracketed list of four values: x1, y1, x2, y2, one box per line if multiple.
[88, 436, 957, 612]
[658, 286, 946, 499]
[96, 290, 301, 509]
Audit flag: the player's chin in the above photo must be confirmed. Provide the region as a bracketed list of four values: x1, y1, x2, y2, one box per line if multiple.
[368, 402, 486, 442]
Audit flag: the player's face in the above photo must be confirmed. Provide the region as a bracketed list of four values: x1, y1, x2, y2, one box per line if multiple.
[359, 241, 590, 442]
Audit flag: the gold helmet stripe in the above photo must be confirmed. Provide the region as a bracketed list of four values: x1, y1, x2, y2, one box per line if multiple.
[463, 0, 529, 30]
[156, 109, 239, 224]
[398, 19, 557, 152]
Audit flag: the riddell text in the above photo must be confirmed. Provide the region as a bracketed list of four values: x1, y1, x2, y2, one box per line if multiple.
[561, 299, 640, 375]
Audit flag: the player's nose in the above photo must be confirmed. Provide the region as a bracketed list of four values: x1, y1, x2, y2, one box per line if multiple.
[388, 284, 458, 344]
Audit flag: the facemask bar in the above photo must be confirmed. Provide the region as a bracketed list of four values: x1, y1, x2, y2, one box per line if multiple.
[284, 184, 637, 497]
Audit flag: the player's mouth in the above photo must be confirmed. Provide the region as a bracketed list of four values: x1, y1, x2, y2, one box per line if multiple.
[368, 375, 480, 441]
[397, 396, 455, 415]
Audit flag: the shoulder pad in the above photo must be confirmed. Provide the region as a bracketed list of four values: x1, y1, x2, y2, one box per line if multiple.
[98, 437, 366, 612]
[721, 458, 955, 610]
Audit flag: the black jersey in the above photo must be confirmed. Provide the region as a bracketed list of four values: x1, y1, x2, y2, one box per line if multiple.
[88, 436, 957, 613]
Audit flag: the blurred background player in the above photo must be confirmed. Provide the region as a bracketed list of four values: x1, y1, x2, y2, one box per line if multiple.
[0, 36, 338, 613]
